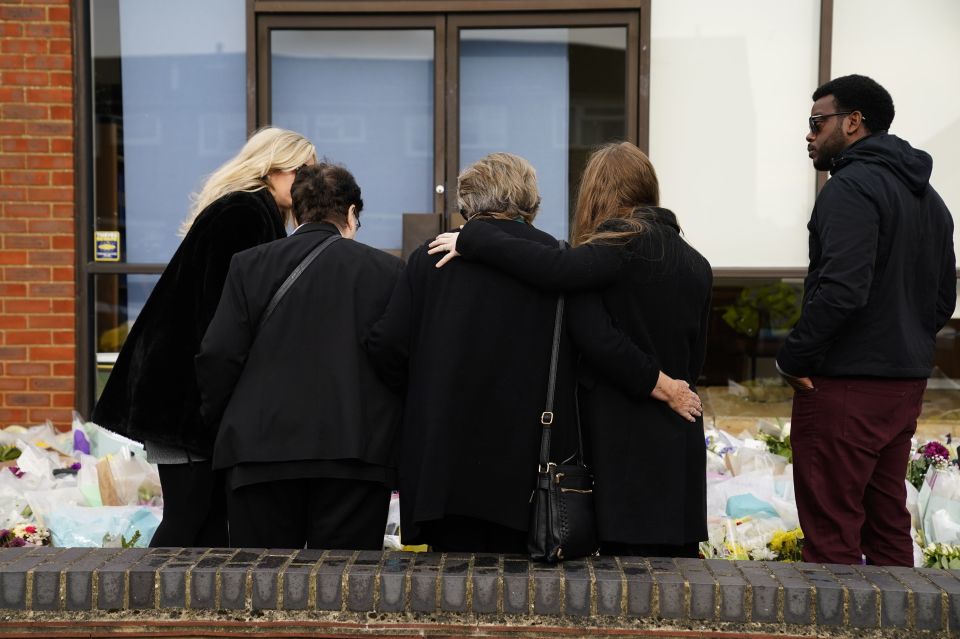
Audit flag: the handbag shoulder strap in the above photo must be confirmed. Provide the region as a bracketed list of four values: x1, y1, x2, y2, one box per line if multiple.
[257, 233, 341, 334]
[538, 240, 566, 469]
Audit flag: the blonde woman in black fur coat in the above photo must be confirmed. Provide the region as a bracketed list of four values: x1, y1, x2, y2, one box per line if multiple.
[92, 127, 315, 547]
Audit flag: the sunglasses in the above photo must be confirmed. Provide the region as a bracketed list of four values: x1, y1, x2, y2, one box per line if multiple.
[808, 111, 855, 134]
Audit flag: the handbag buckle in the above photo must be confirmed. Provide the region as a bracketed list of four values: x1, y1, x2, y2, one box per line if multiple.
[539, 462, 556, 474]
[541, 411, 554, 425]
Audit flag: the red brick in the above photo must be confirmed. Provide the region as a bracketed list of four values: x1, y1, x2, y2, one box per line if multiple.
[50, 171, 71, 186]
[0, 87, 24, 102]
[24, 23, 70, 38]
[50, 105, 71, 120]
[0, 186, 26, 201]
[51, 393, 74, 408]
[51, 204, 73, 219]
[25, 87, 71, 104]
[0, 347, 27, 360]
[25, 122, 71, 137]
[47, 6, 70, 21]
[0, 409, 28, 424]
[5, 299, 49, 313]
[51, 267, 72, 281]
[0, 156, 25, 169]
[0, 283, 27, 296]
[0, 121, 25, 135]
[4, 235, 49, 250]
[49, 72, 70, 87]
[25, 55, 70, 71]
[0, 316, 27, 330]
[25, 155, 70, 170]
[0, 6, 45, 21]
[7, 393, 49, 407]
[0, 379, 27, 391]
[48, 40, 70, 55]
[50, 331, 72, 345]
[0, 221, 28, 233]
[0, 54, 24, 70]
[0, 251, 27, 265]
[51, 236, 74, 250]
[51, 299, 73, 313]
[28, 408, 72, 424]
[7, 363, 49, 376]
[28, 315, 71, 329]
[2, 138, 48, 152]
[29, 346, 73, 361]
[1, 39, 46, 55]
[29, 283, 73, 297]
[50, 138, 71, 152]
[5, 203, 49, 217]
[0, 24, 23, 38]
[52, 363, 73, 376]
[28, 250, 71, 265]
[6, 331, 51, 346]
[30, 377, 72, 391]
[2, 103, 47, 120]
[2, 170, 49, 185]
[26, 186, 72, 202]
[0, 70, 48, 87]
[27, 219, 71, 234]
[4, 267, 49, 281]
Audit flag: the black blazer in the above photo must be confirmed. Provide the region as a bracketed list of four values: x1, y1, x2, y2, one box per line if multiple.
[364, 219, 580, 542]
[92, 189, 286, 455]
[455, 210, 713, 545]
[196, 223, 404, 474]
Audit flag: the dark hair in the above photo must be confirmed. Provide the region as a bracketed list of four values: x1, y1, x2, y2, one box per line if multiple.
[812, 74, 894, 134]
[291, 163, 363, 226]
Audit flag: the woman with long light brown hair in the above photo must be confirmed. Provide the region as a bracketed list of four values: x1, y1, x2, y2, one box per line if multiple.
[429, 141, 712, 557]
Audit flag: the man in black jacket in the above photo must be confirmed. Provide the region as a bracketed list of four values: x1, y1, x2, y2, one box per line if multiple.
[197, 163, 404, 549]
[777, 75, 956, 566]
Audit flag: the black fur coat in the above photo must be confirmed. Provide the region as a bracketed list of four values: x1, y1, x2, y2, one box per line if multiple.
[92, 188, 286, 455]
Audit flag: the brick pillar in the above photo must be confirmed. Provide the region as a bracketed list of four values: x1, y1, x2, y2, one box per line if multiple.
[0, 0, 76, 428]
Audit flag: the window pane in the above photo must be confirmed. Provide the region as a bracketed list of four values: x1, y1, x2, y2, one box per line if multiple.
[649, 1, 820, 268]
[271, 30, 435, 254]
[94, 274, 160, 399]
[459, 28, 627, 240]
[91, 0, 247, 263]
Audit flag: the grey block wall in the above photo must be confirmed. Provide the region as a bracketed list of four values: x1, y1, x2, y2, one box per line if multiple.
[0, 547, 957, 635]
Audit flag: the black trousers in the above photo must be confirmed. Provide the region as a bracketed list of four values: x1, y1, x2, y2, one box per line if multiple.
[601, 540, 700, 558]
[227, 477, 391, 550]
[150, 461, 228, 548]
[420, 515, 527, 554]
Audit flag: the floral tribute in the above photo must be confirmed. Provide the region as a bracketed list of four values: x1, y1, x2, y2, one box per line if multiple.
[907, 440, 951, 491]
[0, 524, 50, 548]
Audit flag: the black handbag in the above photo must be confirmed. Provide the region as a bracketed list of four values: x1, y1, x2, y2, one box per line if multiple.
[528, 286, 599, 562]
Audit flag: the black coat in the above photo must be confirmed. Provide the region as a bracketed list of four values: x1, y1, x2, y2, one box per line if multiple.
[196, 223, 404, 475]
[456, 209, 713, 545]
[364, 219, 579, 543]
[777, 133, 956, 378]
[92, 189, 286, 455]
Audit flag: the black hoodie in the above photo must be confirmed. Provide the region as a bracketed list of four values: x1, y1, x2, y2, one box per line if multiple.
[778, 132, 956, 378]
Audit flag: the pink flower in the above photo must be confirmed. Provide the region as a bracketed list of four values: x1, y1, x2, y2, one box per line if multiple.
[24, 526, 35, 534]
[923, 441, 951, 460]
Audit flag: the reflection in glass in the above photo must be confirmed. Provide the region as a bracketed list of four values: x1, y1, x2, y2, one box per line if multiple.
[94, 274, 159, 398]
[271, 30, 435, 254]
[91, 0, 247, 263]
[459, 28, 626, 240]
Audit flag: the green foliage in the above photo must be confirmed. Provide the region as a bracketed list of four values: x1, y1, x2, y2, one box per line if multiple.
[722, 282, 802, 337]
[923, 543, 960, 569]
[121, 530, 141, 548]
[0, 445, 21, 462]
[756, 432, 793, 464]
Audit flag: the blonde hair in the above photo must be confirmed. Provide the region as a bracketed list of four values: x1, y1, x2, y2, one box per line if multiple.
[179, 127, 316, 235]
[572, 142, 660, 246]
[457, 152, 541, 224]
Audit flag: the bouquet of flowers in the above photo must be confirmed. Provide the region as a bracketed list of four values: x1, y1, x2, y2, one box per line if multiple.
[767, 528, 804, 562]
[0, 524, 50, 547]
[908, 441, 951, 491]
[923, 542, 960, 569]
[700, 517, 803, 562]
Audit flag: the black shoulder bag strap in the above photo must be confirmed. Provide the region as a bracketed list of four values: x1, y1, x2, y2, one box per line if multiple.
[537, 239, 569, 471]
[256, 234, 341, 334]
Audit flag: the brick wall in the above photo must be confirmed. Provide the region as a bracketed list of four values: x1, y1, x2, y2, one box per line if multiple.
[0, 0, 75, 428]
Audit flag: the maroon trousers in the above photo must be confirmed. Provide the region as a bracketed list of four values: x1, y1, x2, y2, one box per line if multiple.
[791, 376, 926, 566]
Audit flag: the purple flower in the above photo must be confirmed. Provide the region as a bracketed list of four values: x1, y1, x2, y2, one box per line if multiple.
[69, 462, 81, 471]
[7, 466, 23, 479]
[73, 429, 91, 455]
[8, 537, 26, 548]
[923, 441, 951, 460]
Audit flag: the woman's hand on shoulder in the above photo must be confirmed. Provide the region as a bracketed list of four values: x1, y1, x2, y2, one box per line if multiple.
[428, 232, 461, 268]
[650, 371, 702, 422]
